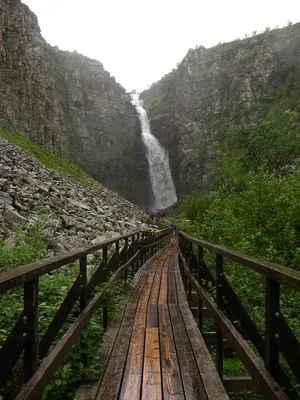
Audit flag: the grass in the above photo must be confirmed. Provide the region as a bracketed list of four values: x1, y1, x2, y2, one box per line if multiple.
[0, 127, 94, 187]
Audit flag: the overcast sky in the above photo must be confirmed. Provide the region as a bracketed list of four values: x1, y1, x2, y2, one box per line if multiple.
[22, 0, 300, 92]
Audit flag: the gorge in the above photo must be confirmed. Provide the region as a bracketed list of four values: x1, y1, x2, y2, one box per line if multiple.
[1, 0, 300, 209]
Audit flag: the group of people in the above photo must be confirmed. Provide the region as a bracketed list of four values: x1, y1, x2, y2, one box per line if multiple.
[147, 208, 166, 222]
[146, 207, 177, 235]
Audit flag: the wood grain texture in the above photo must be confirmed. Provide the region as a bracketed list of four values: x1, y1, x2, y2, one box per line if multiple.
[96, 240, 228, 400]
[119, 262, 159, 399]
[141, 328, 162, 400]
[158, 304, 185, 400]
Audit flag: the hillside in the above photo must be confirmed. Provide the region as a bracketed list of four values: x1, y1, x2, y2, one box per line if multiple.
[141, 23, 300, 196]
[0, 0, 152, 207]
[0, 133, 146, 254]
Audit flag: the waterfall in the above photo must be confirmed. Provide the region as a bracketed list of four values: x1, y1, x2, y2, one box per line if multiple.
[132, 94, 177, 209]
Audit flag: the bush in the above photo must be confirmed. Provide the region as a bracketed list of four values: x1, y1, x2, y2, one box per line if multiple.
[0, 221, 130, 399]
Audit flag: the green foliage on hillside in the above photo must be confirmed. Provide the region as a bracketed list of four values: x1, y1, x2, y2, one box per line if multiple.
[0, 127, 93, 186]
[179, 110, 300, 398]
[0, 221, 130, 399]
[143, 69, 178, 111]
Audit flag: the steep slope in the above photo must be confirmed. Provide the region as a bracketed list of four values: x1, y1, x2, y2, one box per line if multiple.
[0, 135, 147, 254]
[141, 23, 300, 195]
[0, 0, 152, 207]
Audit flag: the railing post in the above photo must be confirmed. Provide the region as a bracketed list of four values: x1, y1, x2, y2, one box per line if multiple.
[136, 232, 140, 271]
[79, 255, 87, 362]
[198, 245, 203, 332]
[265, 278, 280, 379]
[141, 232, 145, 265]
[24, 278, 39, 381]
[124, 238, 128, 281]
[216, 253, 224, 379]
[115, 241, 120, 272]
[102, 246, 108, 331]
[131, 234, 136, 277]
[80, 256, 87, 311]
[188, 242, 193, 306]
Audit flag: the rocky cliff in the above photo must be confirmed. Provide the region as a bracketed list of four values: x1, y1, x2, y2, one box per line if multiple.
[141, 23, 300, 195]
[0, 136, 147, 254]
[0, 0, 152, 207]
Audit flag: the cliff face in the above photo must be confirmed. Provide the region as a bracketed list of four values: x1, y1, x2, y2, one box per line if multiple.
[141, 23, 300, 196]
[0, 0, 152, 207]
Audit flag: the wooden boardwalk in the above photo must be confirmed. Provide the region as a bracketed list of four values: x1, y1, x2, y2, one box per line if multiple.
[95, 240, 228, 400]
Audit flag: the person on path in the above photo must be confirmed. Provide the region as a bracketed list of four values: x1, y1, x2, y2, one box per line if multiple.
[170, 221, 176, 235]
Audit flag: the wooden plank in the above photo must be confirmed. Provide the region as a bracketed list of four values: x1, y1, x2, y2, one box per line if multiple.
[158, 304, 185, 400]
[118, 257, 163, 399]
[147, 258, 165, 328]
[158, 258, 169, 304]
[223, 376, 259, 394]
[169, 304, 208, 400]
[168, 255, 178, 305]
[174, 255, 229, 400]
[89, 257, 159, 400]
[178, 250, 289, 400]
[75, 259, 158, 400]
[141, 327, 162, 400]
[15, 248, 148, 400]
[179, 232, 300, 291]
[98, 258, 159, 400]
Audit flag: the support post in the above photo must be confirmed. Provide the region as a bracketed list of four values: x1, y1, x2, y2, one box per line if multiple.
[131, 234, 135, 277]
[79, 255, 87, 363]
[24, 278, 39, 381]
[216, 253, 224, 379]
[188, 242, 193, 306]
[124, 238, 128, 281]
[102, 246, 108, 331]
[115, 240, 120, 272]
[265, 278, 280, 379]
[80, 256, 87, 312]
[198, 245, 203, 332]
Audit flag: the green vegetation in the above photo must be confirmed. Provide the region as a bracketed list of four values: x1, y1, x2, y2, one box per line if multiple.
[0, 127, 93, 186]
[145, 69, 178, 111]
[0, 220, 130, 399]
[177, 108, 300, 398]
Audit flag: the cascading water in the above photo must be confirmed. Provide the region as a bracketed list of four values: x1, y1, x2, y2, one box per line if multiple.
[132, 94, 177, 209]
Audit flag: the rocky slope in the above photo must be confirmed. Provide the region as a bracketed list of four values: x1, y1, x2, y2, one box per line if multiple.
[0, 0, 152, 207]
[0, 136, 147, 254]
[141, 23, 300, 195]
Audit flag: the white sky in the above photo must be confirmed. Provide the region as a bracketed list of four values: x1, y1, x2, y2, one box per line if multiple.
[22, 0, 300, 92]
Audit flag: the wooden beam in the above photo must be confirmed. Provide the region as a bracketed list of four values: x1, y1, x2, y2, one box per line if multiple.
[0, 229, 169, 294]
[178, 250, 288, 400]
[179, 232, 300, 291]
[223, 376, 259, 394]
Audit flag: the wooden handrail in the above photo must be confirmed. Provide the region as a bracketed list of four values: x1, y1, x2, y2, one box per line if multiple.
[0, 229, 168, 294]
[178, 231, 300, 399]
[178, 250, 288, 400]
[15, 249, 143, 400]
[179, 231, 300, 290]
[0, 227, 170, 398]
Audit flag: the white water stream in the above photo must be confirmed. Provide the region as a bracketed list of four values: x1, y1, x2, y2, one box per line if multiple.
[132, 94, 177, 209]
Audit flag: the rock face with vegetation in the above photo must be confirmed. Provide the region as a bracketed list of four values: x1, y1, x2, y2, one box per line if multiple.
[0, 0, 152, 207]
[0, 136, 147, 254]
[141, 23, 300, 195]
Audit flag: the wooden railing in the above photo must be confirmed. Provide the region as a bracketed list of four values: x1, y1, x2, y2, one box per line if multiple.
[178, 231, 300, 400]
[0, 229, 170, 399]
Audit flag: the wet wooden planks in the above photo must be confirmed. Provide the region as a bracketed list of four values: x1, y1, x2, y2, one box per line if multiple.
[96, 242, 228, 400]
